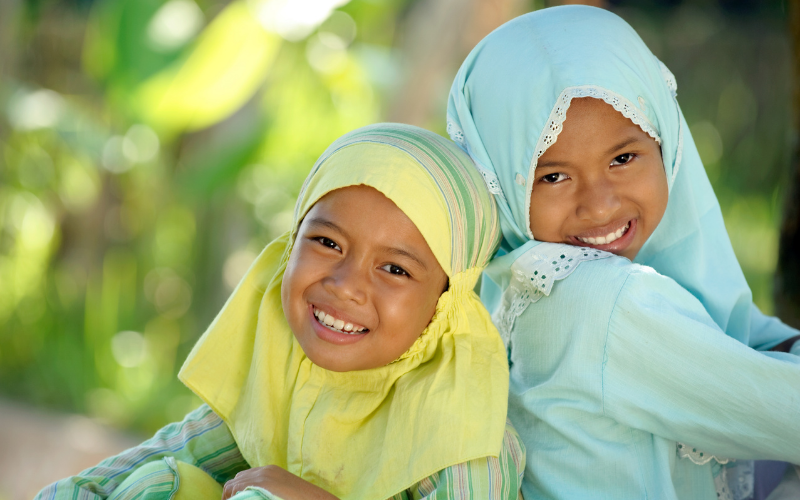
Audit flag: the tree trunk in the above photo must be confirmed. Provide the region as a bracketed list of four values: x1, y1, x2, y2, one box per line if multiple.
[387, 0, 527, 127]
[774, 3, 800, 328]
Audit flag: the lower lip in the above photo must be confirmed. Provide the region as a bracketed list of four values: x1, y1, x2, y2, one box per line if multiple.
[570, 219, 637, 255]
[308, 305, 369, 345]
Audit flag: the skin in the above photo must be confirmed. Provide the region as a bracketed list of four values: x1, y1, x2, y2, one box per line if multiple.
[281, 184, 448, 373]
[228, 186, 448, 498]
[222, 465, 337, 500]
[528, 97, 669, 261]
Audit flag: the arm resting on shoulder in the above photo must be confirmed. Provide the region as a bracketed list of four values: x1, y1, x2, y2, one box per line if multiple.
[34, 404, 248, 500]
[603, 268, 800, 463]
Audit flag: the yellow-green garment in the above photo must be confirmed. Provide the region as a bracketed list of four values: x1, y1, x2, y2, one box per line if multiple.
[179, 123, 508, 500]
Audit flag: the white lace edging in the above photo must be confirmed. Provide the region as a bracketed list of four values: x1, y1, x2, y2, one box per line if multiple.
[677, 443, 730, 466]
[659, 60, 678, 97]
[447, 117, 504, 197]
[523, 86, 661, 240]
[677, 437, 757, 500]
[493, 243, 612, 343]
[446, 118, 466, 147]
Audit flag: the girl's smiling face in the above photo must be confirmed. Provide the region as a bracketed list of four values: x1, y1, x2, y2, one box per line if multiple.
[528, 97, 669, 260]
[281, 185, 448, 372]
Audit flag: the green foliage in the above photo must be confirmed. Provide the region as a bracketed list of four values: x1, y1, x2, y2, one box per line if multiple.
[0, 0, 396, 434]
[0, 0, 792, 436]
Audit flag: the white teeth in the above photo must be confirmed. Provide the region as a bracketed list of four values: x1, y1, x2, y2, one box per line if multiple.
[577, 222, 630, 246]
[313, 307, 366, 335]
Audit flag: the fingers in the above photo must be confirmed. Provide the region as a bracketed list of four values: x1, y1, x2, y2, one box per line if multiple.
[221, 471, 246, 500]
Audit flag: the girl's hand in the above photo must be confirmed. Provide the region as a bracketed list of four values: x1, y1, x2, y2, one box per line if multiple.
[221, 465, 339, 500]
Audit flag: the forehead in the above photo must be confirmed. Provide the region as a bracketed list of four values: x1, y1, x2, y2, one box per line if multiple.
[295, 143, 453, 275]
[536, 98, 659, 165]
[302, 185, 435, 258]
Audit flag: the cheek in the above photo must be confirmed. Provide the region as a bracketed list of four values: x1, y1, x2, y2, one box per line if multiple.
[529, 191, 568, 239]
[280, 250, 307, 317]
[379, 284, 440, 348]
[644, 165, 669, 223]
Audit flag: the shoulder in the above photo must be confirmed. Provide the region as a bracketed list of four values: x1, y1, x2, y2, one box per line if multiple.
[511, 242, 641, 306]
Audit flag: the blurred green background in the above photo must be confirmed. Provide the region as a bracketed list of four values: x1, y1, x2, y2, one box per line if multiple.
[0, 0, 791, 451]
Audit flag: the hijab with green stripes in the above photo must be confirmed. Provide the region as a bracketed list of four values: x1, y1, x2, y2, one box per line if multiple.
[179, 123, 508, 500]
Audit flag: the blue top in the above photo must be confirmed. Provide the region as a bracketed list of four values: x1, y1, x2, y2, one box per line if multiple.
[446, 5, 799, 350]
[446, 5, 800, 499]
[483, 243, 800, 499]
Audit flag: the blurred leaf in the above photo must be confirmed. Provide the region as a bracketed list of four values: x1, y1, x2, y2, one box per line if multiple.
[133, 1, 281, 134]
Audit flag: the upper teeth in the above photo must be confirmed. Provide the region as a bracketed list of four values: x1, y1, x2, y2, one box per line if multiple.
[577, 222, 630, 245]
[313, 307, 367, 335]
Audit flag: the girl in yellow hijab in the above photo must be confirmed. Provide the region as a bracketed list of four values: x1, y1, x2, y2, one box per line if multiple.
[35, 123, 524, 500]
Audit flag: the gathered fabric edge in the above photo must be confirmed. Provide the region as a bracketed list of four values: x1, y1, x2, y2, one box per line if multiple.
[492, 242, 612, 344]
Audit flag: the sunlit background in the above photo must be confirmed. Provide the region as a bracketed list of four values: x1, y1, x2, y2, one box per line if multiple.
[0, 0, 792, 498]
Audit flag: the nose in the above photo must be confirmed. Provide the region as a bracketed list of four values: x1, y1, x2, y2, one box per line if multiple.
[575, 176, 621, 223]
[322, 258, 369, 305]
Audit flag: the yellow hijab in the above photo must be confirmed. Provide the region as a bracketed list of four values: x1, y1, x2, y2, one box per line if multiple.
[179, 124, 508, 499]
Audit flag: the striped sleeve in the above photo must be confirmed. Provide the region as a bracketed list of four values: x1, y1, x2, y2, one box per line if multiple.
[405, 420, 526, 500]
[34, 404, 249, 500]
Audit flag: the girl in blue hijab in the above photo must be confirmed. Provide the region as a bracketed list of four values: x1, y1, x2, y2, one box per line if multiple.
[447, 5, 800, 500]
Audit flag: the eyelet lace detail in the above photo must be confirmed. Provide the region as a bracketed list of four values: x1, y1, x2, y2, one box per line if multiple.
[677, 443, 730, 466]
[446, 118, 466, 147]
[478, 169, 503, 195]
[446, 118, 504, 196]
[677, 444, 755, 500]
[493, 242, 612, 343]
[659, 60, 678, 97]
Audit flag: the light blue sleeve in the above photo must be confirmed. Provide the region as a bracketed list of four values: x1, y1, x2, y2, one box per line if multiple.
[748, 303, 800, 352]
[603, 267, 800, 463]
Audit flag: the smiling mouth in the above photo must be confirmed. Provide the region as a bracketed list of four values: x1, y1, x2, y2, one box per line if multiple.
[313, 306, 369, 335]
[575, 221, 631, 246]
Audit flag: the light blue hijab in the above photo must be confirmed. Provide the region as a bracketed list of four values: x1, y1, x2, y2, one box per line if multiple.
[447, 5, 796, 349]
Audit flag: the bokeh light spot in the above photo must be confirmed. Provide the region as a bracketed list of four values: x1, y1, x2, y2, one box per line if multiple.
[7, 89, 65, 130]
[111, 330, 147, 368]
[147, 0, 205, 51]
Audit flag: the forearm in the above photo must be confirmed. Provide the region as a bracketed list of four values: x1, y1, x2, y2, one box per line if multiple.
[34, 404, 248, 500]
[606, 273, 800, 462]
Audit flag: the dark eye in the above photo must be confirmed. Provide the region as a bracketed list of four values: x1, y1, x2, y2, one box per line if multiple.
[380, 264, 409, 277]
[313, 237, 341, 251]
[611, 153, 635, 166]
[541, 172, 569, 184]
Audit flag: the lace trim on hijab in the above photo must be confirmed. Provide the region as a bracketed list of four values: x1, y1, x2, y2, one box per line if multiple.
[493, 242, 611, 343]
[447, 118, 504, 197]
[522, 86, 662, 239]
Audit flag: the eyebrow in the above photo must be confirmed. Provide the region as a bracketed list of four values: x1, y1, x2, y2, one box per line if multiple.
[305, 217, 349, 238]
[603, 136, 641, 157]
[537, 135, 645, 170]
[305, 217, 428, 270]
[379, 246, 428, 271]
